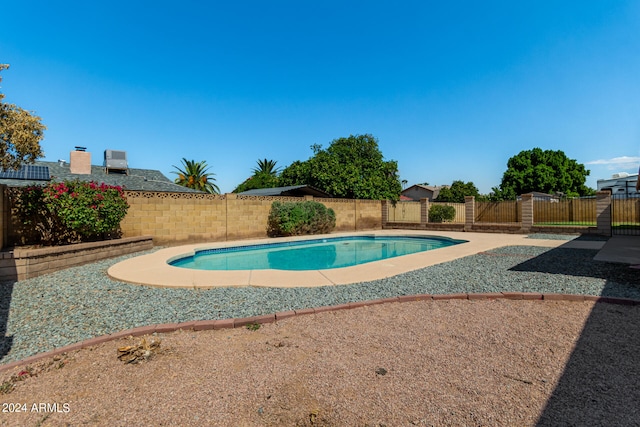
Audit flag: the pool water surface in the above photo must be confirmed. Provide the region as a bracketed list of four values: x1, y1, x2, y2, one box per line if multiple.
[169, 236, 466, 271]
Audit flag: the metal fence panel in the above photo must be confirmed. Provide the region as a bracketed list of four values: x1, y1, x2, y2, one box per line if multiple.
[612, 197, 640, 235]
[533, 198, 596, 226]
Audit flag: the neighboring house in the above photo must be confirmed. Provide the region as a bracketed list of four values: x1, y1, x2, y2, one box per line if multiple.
[0, 148, 203, 193]
[401, 184, 447, 201]
[237, 185, 333, 198]
[597, 172, 639, 198]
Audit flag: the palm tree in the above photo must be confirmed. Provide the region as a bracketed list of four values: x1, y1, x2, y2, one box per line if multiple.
[172, 158, 220, 194]
[252, 158, 281, 176]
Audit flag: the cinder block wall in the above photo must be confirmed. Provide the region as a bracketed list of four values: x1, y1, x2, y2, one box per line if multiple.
[320, 198, 382, 230]
[120, 192, 383, 245]
[120, 191, 228, 245]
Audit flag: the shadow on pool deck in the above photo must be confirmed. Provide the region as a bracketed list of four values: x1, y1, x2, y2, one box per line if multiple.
[508, 239, 640, 425]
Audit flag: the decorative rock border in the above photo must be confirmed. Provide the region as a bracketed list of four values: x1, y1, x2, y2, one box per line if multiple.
[1, 292, 638, 374]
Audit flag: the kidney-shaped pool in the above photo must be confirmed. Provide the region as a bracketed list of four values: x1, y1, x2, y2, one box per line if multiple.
[169, 235, 466, 271]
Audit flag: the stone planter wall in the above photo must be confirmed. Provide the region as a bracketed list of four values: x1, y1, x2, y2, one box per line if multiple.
[0, 236, 153, 282]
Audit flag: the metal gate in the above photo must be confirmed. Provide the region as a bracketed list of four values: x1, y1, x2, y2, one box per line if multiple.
[611, 196, 640, 235]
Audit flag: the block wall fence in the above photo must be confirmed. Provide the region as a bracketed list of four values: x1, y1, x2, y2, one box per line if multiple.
[119, 191, 383, 245]
[0, 188, 615, 281]
[384, 192, 613, 236]
[1, 188, 615, 250]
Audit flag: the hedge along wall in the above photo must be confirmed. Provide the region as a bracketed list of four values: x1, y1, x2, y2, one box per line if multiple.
[119, 191, 383, 245]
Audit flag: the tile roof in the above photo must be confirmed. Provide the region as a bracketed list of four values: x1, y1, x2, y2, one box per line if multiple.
[0, 161, 205, 193]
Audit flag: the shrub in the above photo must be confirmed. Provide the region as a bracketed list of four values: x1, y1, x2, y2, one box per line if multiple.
[428, 204, 456, 223]
[11, 179, 129, 245]
[267, 200, 336, 237]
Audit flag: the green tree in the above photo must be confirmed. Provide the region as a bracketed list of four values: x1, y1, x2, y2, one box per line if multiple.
[491, 148, 593, 200]
[0, 64, 46, 170]
[172, 158, 220, 194]
[279, 134, 401, 200]
[232, 158, 282, 193]
[434, 180, 482, 203]
[233, 172, 280, 193]
[252, 158, 281, 176]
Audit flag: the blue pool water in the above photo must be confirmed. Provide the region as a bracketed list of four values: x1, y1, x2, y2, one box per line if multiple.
[169, 235, 466, 271]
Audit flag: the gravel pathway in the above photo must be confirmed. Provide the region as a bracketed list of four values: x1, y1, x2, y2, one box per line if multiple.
[1, 234, 638, 366]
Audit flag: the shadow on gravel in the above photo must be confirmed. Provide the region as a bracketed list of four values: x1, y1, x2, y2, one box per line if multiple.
[510, 239, 640, 297]
[508, 238, 640, 426]
[535, 296, 640, 426]
[0, 281, 14, 359]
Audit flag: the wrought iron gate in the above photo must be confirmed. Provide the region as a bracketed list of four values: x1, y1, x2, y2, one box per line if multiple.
[611, 196, 640, 235]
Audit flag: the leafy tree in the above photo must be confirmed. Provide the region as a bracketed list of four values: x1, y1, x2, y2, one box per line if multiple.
[491, 148, 593, 200]
[435, 180, 482, 203]
[233, 172, 280, 193]
[0, 64, 46, 170]
[279, 134, 401, 200]
[172, 158, 220, 194]
[233, 158, 283, 193]
[252, 158, 281, 176]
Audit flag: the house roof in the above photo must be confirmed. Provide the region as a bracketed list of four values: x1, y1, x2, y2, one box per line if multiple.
[0, 161, 204, 193]
[401, 184, 448, 200]
[238, 185, 333, 198]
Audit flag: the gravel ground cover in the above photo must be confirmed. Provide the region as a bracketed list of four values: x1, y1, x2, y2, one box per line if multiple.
[1, 234, 639, 366]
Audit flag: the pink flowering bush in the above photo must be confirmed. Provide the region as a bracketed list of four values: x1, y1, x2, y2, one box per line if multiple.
[12, 180, 129, 245]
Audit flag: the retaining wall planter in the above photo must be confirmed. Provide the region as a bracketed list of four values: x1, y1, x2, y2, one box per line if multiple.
[383, 222, 465, 232]
[0, 236, 154, 282]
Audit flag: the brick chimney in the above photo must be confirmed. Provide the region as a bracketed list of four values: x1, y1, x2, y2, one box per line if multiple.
[70, 146, 91, 175]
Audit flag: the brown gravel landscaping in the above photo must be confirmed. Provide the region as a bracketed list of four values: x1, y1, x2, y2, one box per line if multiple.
[1, 297, 639, 426]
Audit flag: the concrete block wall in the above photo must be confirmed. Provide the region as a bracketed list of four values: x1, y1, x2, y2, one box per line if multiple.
[120, 191, 228, 244]
[228, 194, 301, 240]
[119, 192, 383, 245]
[596, 191, 612, 236]
[354, 199, 384, 229]
[321, 198, 382, 231]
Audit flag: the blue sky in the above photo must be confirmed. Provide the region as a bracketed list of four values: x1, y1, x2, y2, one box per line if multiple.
[1, 1, 639, 194]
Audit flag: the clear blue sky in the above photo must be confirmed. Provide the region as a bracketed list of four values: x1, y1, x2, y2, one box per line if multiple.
[2, 1, 639, 194]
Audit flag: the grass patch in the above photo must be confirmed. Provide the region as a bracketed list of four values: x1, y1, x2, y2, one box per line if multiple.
[534, 222, 596, 226]
[246, 322, 261, 331]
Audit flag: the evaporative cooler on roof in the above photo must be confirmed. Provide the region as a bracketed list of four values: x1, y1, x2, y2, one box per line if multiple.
[104, 149, 128, 174]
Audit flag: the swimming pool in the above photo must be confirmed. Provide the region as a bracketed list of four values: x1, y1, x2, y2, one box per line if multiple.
[169, 235, 466, 271]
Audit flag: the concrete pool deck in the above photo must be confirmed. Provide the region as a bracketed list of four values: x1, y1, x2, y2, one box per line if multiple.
[107, 230, 606, 288]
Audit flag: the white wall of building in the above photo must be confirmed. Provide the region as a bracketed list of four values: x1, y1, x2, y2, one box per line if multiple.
[596, 173, 639, 198]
